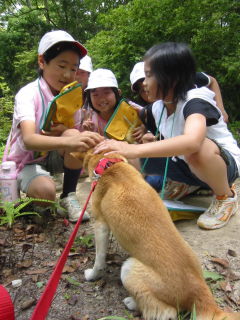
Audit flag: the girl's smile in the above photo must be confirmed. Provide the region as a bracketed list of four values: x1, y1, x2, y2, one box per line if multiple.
[90, 87, 117, 120]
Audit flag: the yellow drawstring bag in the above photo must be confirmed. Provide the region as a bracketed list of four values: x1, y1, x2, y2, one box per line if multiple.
[163, 200, 206, 221]
[41, 81, 83, 131]
[104, 99, 142, 143]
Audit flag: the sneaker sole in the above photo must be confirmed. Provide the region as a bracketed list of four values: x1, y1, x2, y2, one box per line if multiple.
[197, 209, 237, 230]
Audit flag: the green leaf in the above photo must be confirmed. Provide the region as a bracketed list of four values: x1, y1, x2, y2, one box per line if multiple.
[203, 270, 224, 282]
[36, 281, 44, 288]
[65, 276, 81, 287]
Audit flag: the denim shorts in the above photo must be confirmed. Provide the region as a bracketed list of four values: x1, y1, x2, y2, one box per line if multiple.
[141, 147, 239, 189]
[17, 151, 64, 193]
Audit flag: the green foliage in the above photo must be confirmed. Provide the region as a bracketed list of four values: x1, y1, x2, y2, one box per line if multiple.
[203, 270, 224, 282]
[86, 0, 240, 119]
[74, 234, 94, 248]
[0, 197, 58, 228]
[229, 121, 240, 145]
[0, 77, 13, 145]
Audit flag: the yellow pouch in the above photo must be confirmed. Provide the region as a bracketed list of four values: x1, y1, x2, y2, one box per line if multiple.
[104, 99, 142, 143]
[163, 200, 205, 221]
[41, 81, 83, 131]
[169, 210, 201, 221]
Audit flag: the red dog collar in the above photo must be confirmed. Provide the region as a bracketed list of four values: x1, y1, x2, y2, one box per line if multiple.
[93, 158, 124, 179]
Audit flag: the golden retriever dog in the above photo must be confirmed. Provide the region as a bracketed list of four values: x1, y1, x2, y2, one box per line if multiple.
[73, 150, 240, 320]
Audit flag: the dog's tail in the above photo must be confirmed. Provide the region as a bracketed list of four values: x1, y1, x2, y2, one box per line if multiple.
[196, 308, 240, 320]
[190, 282, 240, 320]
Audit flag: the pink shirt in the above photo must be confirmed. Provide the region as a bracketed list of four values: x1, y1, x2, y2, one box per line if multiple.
[7, 77, 82, 173]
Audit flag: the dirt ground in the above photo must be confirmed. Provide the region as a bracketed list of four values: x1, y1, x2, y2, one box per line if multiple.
[0, 177, 240, 320]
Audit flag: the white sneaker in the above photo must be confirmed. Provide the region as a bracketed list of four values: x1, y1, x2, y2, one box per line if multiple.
[197, 189, 238, 230]
[59, 192, 90, 223]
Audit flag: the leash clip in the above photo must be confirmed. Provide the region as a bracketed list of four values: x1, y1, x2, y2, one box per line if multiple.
[92, 170, 101, 180]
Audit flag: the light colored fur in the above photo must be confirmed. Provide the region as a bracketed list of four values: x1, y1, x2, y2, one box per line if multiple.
[73, 150, 240, 320]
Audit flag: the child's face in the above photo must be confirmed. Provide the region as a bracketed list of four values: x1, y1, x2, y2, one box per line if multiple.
[138, 80, 153, 103]
[75, 69, 90, 90]
[90, 87, 117, 116]
[38, 50, 80, 94]
[143, 60, 160, 102]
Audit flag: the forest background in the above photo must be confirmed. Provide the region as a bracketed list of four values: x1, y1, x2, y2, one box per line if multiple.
[0, 0, 239, 149]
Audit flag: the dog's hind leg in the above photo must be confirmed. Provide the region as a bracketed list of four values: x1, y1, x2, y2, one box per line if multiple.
[121, 258, 177, 320]
[85, 219, 110, 281]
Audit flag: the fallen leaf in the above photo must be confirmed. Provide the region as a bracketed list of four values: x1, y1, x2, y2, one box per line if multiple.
[31, 275, 39, 282]
[36, 281, 44, 288]
[210, 257, 229, 268]
[228, 249, 237, 257]
[65, 276, 81, 286]
[0, 238, 6, 246]
[62, 265, 76, 273]
[219, 281, 232, 292]
[203, 270, 224, 281]
[42, 261, 56, 267]
[17, 259, 33, 268]
[13, 227, 24, 234]
[35, 233, 45, 242]
[22, 243, 33, 253]
[25, 268, 47, 275]
[21, 297, 36, 310]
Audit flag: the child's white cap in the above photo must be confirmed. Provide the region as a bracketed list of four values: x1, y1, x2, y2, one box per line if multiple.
[79, 55, 93, 73]
[130, 61, 145, 92]
[38, 30, 87, 57]
[85, 68, 118, 90]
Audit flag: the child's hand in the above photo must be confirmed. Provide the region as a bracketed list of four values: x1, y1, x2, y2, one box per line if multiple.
[81, 109, 95, 131]
[131, 124, 147, 143]
[142, 132, 156, 143]
[82, 119, 94, 131]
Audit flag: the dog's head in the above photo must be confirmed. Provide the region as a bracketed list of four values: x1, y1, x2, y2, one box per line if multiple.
[71, 148, 127, 179]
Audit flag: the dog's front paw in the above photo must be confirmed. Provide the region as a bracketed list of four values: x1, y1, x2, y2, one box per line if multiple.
[123, 297, 138, 311]
[84, 268, 101, 281]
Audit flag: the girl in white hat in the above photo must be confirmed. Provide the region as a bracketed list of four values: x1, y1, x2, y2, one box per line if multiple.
[80, 68, 122, 135]
[5, 30, 103, 223]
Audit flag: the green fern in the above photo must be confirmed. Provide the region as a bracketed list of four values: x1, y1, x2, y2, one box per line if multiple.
[0, 197, 60, 227]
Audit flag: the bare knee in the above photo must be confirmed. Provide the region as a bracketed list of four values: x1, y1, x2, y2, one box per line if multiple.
[27, 176, 56, 201]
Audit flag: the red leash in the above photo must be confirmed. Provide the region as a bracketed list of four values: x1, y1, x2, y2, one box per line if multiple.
[0, 158, 124, 320]
[30, 181, 97, 320]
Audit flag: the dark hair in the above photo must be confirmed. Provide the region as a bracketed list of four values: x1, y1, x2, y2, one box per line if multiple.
[86, 87, 121, 113]
[144, 42, 196, 101]
[38, 41, 82, 76]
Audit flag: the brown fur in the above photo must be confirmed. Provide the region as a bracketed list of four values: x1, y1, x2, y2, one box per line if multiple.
[73, 150, 240, 320]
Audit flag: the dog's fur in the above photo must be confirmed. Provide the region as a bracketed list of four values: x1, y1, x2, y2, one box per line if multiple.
[74, 150, 240, 320]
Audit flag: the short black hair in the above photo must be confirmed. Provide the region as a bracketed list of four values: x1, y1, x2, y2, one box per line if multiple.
[38, 41, 82, 76]
[144, 42, 196, 101]
[86, 87, 121, 113]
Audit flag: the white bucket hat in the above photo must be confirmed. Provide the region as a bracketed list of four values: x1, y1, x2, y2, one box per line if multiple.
[130, 61, 145, 92]
[38, 30, 87, 57]
[79, 55, 93, 73]
[85, 68, 118, 90]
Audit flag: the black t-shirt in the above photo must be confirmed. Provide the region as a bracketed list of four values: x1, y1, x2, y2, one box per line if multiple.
[184, 98, 221, 126]
[195, 72, 210, 88]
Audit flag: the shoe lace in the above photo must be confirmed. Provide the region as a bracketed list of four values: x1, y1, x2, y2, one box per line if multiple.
[208, 198, 223, 216]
